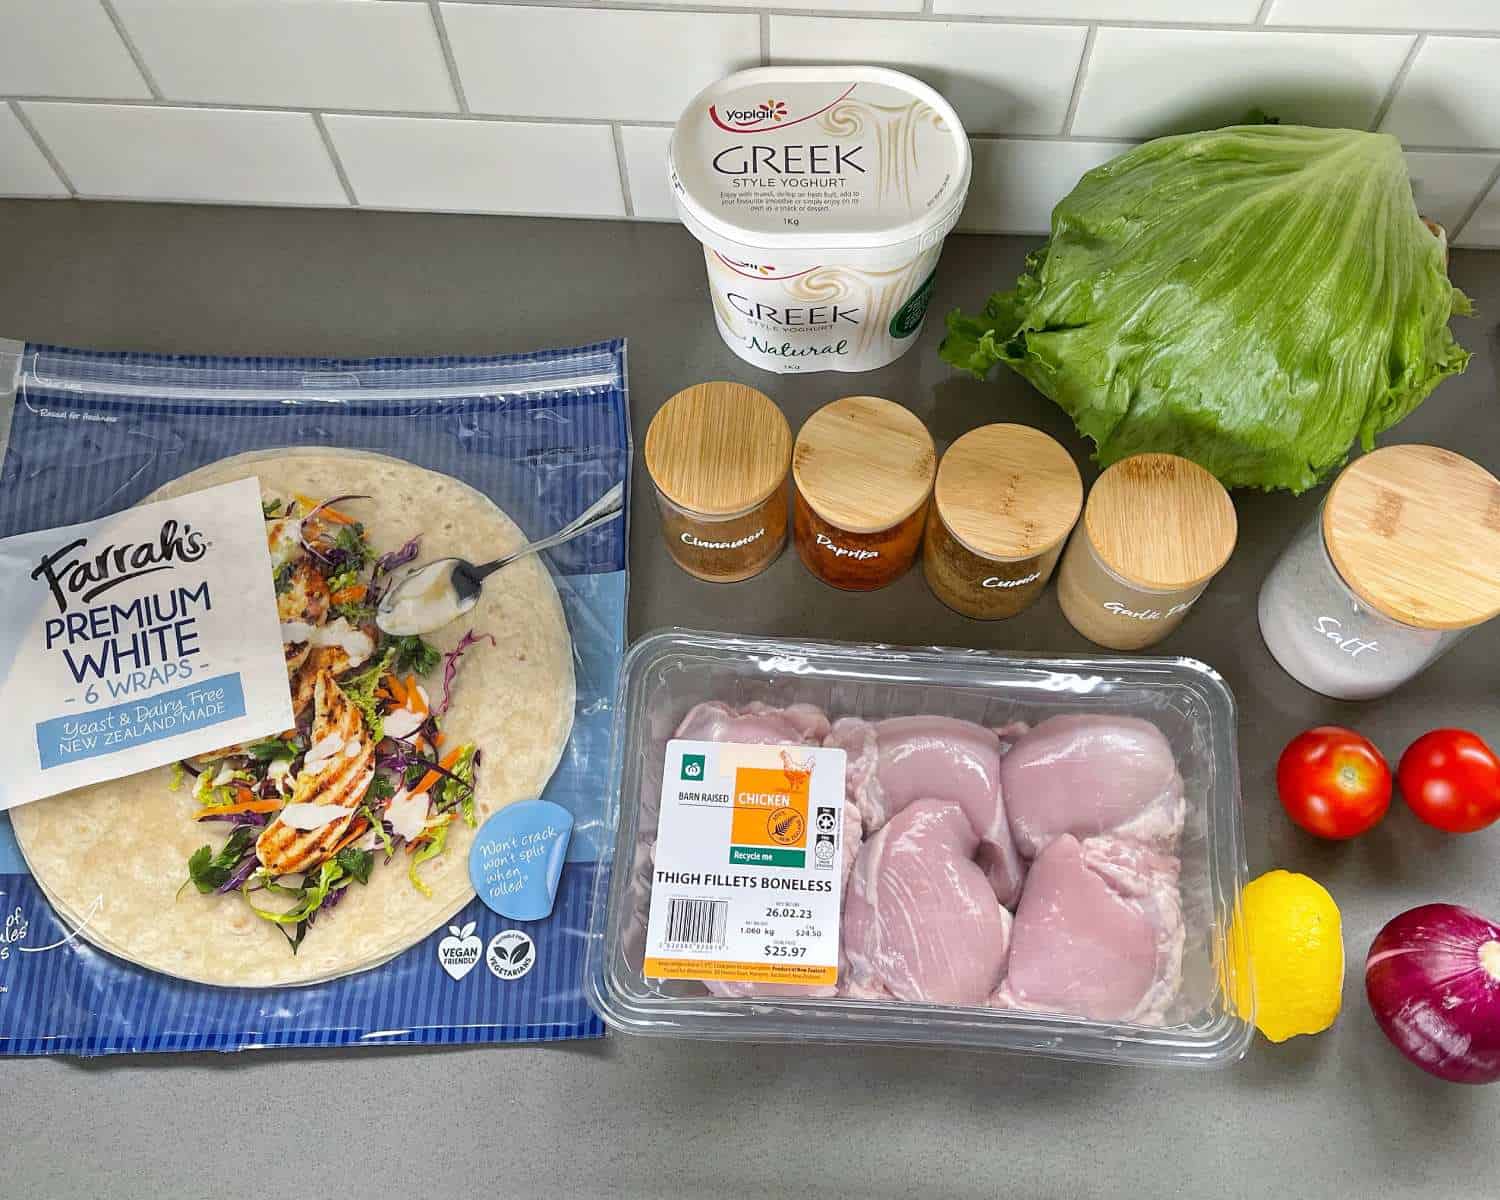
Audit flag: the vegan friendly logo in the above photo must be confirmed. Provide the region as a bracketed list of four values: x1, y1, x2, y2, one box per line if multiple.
[437, 921, 482, 980]
[680, 753, 706, 782]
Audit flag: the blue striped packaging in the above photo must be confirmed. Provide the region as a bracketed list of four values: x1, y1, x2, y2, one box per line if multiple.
[0, 339, 629, 1054]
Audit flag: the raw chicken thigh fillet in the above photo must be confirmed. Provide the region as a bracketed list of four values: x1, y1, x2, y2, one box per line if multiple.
[999, 714, 1186, 858]
[998, 834, 1184, 1024]
[843, 799, 1012, 1006]
[827, 715, 1026, 907]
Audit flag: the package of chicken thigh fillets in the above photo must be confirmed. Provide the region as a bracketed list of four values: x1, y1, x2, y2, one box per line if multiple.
[585, 629, 1254, 1068]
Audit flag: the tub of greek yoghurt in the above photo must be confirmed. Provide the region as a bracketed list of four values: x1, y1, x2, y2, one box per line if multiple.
[669, 66, 972, 374]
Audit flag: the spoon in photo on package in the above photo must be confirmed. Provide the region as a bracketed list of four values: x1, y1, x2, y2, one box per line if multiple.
[375, 480, 625, 637]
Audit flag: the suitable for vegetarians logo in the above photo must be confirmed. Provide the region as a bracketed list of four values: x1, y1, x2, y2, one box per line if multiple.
[437, 921, 482, 980]
[680, 753, 706, 782]
[486, 929, 536, 981]
[31, 520, 208, 613]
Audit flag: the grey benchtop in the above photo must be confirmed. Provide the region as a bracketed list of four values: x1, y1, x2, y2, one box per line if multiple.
[0, 200, 1497, 1199]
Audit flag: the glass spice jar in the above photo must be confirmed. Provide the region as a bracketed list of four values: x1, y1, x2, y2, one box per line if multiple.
[644, 381, 792, 583]
[1258, 445, 1500, 700]
[1056, 453, 1237, 650]
[791, 396, 936, 591]
[922, 424, 1082, 620]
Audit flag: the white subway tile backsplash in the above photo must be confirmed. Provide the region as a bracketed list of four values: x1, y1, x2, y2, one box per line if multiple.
[1267, 2, 1500, 32]
[0, 0, 1496, 236]
[935, 1, 1260, 19]
[651, 0, 921, 10]
[1072, 28, 1414, 140]
[325, 115, 624, 217]
[1405, 151, 1500, 234]
[960, 138, 1126, 234]
[0, 107, 67, 197]
[110, 0, 456, 113]
[1382, 38, 1500, 150]
[1456, 174, 1500, 247]
[22, 103, 347, 205]
[0, 0, 150, 100]
[441, 5, 759, 123]
[769, 17, 1086, 137]
[620, 126, 675, 220]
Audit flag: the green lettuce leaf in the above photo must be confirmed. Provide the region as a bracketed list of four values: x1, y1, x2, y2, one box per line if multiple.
[941, 125, 1471, 493]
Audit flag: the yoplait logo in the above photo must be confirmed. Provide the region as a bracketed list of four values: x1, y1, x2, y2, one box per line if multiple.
[713, 98, 788, 131]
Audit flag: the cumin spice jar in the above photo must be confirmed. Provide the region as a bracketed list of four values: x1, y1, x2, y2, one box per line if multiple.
[1057, 453, 1237, 650]
[922, 424, 1082, 619]
[645, 381, 792, 583]
[792, 396, 936, 591]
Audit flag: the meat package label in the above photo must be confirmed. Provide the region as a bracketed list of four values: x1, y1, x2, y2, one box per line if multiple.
[0, 478, 295, 810]
[645, 739, 846, 985]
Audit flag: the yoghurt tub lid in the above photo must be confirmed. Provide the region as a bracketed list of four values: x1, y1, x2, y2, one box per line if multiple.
[668, 66, 972, 263]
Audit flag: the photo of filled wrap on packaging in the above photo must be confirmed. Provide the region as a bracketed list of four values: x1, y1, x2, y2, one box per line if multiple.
[597, 634, 1249, 1063]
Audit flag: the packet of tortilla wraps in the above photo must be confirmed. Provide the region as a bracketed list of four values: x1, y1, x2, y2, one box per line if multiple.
[0, 337, 628, 1054]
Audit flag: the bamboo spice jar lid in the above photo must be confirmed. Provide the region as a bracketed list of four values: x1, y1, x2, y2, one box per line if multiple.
[793, 396, 936, 534]
[1085, 453, 1237, 591]
[933, 424, 1083, 562]
[1323, 444, 1500, 630]
[645, 382, 793, 517]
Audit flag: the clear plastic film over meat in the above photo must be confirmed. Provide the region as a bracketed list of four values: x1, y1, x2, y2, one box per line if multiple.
[586, 630, 1253, 1067]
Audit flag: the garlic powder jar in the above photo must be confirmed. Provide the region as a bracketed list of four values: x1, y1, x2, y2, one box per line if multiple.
[668, 67, 971, 374]
[1057, 454, 1237, 651]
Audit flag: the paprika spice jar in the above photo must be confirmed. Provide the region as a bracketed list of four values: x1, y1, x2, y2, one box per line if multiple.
[922, 424, 1083, 619]
[645, 381, 792, 583]
[792, 396, 936, 591]
[1057, 453, 1237, 651]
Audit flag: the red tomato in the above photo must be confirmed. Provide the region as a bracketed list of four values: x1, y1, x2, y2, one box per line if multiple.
[1398, 729, 1500, 834]
[1277, 726, 1391, 839]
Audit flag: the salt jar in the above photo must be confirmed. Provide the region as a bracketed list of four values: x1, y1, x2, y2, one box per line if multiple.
[922, 424, 1083, 619]
[1057, 453, 1237, 650]
[792, 396, 936, 591]
[1258, 444, 1500, 700]
[645, 382, 792, 583]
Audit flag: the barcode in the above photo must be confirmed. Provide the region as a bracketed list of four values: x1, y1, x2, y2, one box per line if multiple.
[664, 898, 728, 948]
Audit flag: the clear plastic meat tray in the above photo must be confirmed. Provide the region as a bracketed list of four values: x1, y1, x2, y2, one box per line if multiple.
[585, 630, 1253, 1067]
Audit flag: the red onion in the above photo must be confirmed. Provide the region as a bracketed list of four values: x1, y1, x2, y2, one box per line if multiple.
[1365, 903, 1500, 1084]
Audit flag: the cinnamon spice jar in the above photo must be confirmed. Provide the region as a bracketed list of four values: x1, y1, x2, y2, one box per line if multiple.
[791, 396, 936, 591]
[645, 382, 792, 583]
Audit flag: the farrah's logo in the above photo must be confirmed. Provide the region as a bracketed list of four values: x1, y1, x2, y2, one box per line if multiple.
[32, 519, 208, 613]
[709, 85, 853, 133]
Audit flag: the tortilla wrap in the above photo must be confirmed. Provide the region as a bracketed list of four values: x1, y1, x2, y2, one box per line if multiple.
[12, 449, 575, 987]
